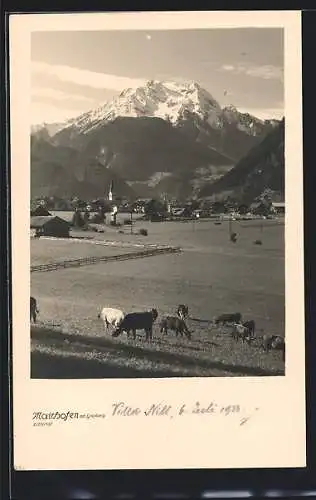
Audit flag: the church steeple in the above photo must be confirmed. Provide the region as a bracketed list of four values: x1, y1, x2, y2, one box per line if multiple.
[108, 180, 114, 201]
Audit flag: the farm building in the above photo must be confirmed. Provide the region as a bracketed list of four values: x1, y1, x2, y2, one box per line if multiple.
[272, 202, 285, 215]
[49, 211, 76, 223]
[30, 216, 70, 238]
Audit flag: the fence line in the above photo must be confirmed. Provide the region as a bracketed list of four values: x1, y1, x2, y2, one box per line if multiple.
[33, 235, 172, 250]
[31, 246, 181, 273]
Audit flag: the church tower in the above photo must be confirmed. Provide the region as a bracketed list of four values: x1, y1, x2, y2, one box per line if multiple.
[108, 180, 114, 202]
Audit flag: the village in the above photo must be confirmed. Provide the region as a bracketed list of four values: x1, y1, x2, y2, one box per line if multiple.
[30, 183, 285, 239]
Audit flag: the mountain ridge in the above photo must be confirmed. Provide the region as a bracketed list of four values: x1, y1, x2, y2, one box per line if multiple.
[198, 118, 285, 203]
[31, 79, 283, 201]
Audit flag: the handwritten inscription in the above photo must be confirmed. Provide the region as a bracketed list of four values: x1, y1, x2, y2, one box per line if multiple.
[179, 402, 241, 416]
[112, 402, 141, 417]
[109, 401, 257, 426]
[145, 403, 172, 417]
[32, 403, 259, 427]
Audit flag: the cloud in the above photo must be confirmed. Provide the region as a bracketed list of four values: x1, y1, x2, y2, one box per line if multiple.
[31, 86, 95, 103]
[221, 64, 235, 71]
[238, 107, 284, 120]
[32, 61, 146, 91]
[31, 102, 84, 125]
[245, 65, 283, 80]
[219, 63, 283, 81]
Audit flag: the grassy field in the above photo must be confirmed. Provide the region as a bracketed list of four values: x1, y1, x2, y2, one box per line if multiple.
[31, 238, 144, 266]
[31, 217, 285, 378]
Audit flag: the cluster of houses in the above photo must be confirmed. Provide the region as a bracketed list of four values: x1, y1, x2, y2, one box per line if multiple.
[30, 199, 285, 239]
[30, 183, 285, 238]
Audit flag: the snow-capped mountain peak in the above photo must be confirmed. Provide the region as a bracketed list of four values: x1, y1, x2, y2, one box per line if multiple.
[61, 80, 224, 135]
[32, 80, 280, 145]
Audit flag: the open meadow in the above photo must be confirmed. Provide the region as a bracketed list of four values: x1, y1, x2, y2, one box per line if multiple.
[31, 217, 285, 378]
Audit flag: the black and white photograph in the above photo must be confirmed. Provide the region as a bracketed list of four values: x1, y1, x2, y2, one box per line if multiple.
[29, 26, 286, 379]
[10, 10, 305, 473]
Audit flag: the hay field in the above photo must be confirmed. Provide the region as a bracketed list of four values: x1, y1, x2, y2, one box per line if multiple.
[31, 218, 285, 378]
[31, 238, 144, 266]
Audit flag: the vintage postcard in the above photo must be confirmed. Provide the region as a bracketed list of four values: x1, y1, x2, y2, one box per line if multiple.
[10, 11, 305, 470]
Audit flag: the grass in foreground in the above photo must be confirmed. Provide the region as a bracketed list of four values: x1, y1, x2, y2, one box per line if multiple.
[31, 323, 284, 379]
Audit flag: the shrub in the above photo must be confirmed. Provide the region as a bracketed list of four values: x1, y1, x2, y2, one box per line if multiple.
[90, 213, 104, 224]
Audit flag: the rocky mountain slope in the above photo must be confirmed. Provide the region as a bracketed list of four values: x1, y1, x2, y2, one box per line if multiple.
[198, 118, 285, 203]
[31, 121, 67, 138]
[31, 80, 281, 200]
[31, 135, 135, 199]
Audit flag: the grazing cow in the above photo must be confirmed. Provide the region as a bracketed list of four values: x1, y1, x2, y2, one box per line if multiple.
[30, 296, 39, 323]
[177, 304, 189, 320]
[214, 312, 242, 327]
[262, 334, 285, 361]
[243, 320, 256, 337]
[160, 316, 191, 339]
[231, 323, 251, 344]
[112, 309, 158, 341]
[98, 307, 125, 330]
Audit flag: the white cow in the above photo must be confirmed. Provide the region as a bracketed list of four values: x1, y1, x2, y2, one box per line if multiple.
[231, 322, 251, 344]
[98, 307, 125, 330]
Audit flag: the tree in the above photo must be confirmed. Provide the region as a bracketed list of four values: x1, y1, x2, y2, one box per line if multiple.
[253, 202, 270, 216]
[212, 201, 226, 214]
[144, 199, 166, 217]
[83, 211, 90, 224]
[238, 204, 249, 215]
[188, 200, 200, 211]
[72, 209, 85, 228]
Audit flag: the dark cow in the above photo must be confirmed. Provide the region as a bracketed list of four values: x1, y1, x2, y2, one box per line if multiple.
[242, 320, 256, 337]
[177, 304, 189, 320]
[214, 312, 242, 326]
[262, 334, 285, 361]
[160, 316, 191, 339]
[30, 296, 39, 323]
[112, 309, 158, 341]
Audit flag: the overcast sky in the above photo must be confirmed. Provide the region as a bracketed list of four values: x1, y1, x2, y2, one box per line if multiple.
[31, 28, 284, 124]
